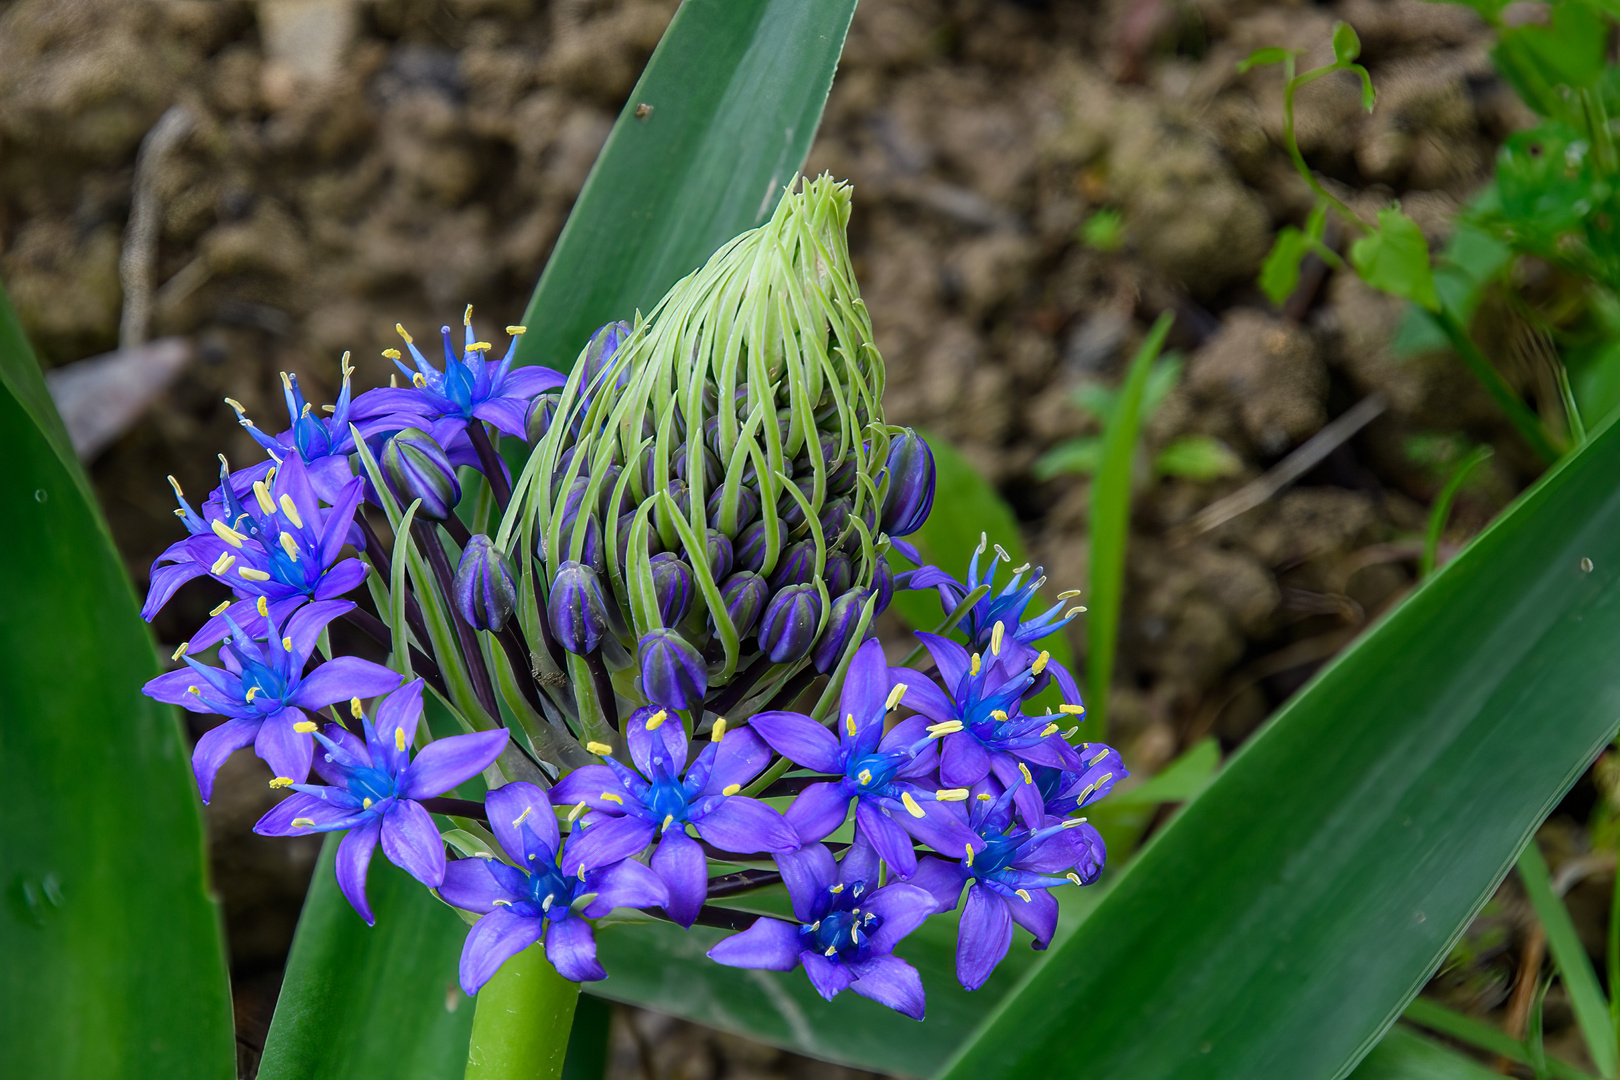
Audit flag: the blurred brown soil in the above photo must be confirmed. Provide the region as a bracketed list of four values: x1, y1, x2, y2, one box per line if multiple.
[0, 0, 1600, 1075]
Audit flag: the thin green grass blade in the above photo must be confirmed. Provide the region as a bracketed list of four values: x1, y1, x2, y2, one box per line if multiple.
[938, 405, 1620, 1080]
[1518, 841, 1617, 1076]
[1349, 1026, 1517, 1080]
[1421, 446, 1492, 578]
[1404, 998, 1595, 1080]
[0, 284, 235, 1079]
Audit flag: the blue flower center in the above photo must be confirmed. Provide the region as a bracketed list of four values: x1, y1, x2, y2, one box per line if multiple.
[846, 752, 902, 794]
[291, 413, 334, 461]
[644, 774, 691, 825]
[799, 885, 883, 964]
[236, 657, 288, 704]
[973, 834, 1023, 878]
[442, 359, 476, 414]
[345, 765, 398, 805]
[523, 859, 579, 918]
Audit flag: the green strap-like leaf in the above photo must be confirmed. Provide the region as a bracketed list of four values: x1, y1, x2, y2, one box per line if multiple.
[937, 407, 1620, 1080]
[513, 0, 860, 373]
[1347, 1026, 1508, 1080]
[0, 284, 235, 1079]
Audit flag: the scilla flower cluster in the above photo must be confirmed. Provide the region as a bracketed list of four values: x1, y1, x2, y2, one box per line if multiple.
[141, 177, 1119, 1019]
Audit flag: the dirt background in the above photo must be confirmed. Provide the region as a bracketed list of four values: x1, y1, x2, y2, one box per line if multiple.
[0, 0, 1599, 1075]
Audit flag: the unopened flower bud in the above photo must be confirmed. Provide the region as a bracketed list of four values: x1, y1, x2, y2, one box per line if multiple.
[715, 571, 769, 637]
[813, 589, 870, 673]
[702, 529, 734, 581]
[769, 540, 817, 592]
[650, 553, 695, 626]
[547, 561, 608, 655]
[777, 476, 816, 530]
[526, 391, 565, 444]
[382, 428, 460, 521]
[880, 429, 935, 537]
[615, 511, 663, 570]
[823, 551, 854, 596]
[871, 558, 895, 615]
[638, 629, 707, 710]
[758, 584, 823, 664]
[735, 520, 768, 573]
[674, 442, 723, 489]
[707, 483, 760, 537]
[453, 534, 517, 632]
[580, 321, 632, 397]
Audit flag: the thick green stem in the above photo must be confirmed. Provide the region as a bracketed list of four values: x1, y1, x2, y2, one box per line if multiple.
[465, 943, 581, 1080]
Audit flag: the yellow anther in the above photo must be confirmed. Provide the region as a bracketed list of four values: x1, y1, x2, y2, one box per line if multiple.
[210, 552, 236, 575]
[662, 814, 675, 832]
[976, 792, 993, 801]
[513, 806, 533, 826]
[645, 709, 667, 731]
[493, 898, 513, 908]
[293, 721, 317, 734]
[1094, 772, 1114, 788]
[710, 717, 727, 742]
[167, 474, 185, 499]
[291, 817, 315, 828]
[411, 373, 427, 388]
[253, 480, 276, 515]
[301, 403, 313, 418]
[994, 544, 1011, 562]
[278, 494, 303, 529]
[965, 843, 975, 866]
[238, 566, 271, 582]
[858, 769, 873, 786]
[586, 741, 613, 755]
[279, 372, 294, 392]
[1062, 817, 1088, 828]
[1019, 763, 1034, 785]
[935, 788, 970, 802]
[341, 350, 354, 378]
[601, 792, 624, 805]
[350, 697, 364, 719]
[1088, 748, 1110, 765]
[1067, 872, 1084, 885]
[1067, 606, 1088, 617]
[211, 519, 245, 548]
[210, 600, 231, 617]
[382, 348, 402, 360]
[539, 895, 552, 912]
[1059, 703, 1086, 716]
[990, 709, 1008, 722]
[395, 323, 413, 344]
[926, 721, 963, 737]
[171, 642, 189, 661]
[1032, 651, 1050, 675]
[468, 341, 492, 352]
[464, 304, 474, 327]
[281, 636, 293, 650]
[825, 945, 838, 957]
[395, 728, 407, 752]
[720, 782, 743, 797]
[245, 687, 260, 702]
[885, 684, 907, 711]
[829, 883, 845, 894]
[1041, 723, 1060, 737]
[1057, 589, 1082, 600]
[269, 776, 295, 789]
[279, 532, 300, 561]
[256, 596, 270, 617]
[846, 713, 858, 737]
[506, 325, 527, 335]
[1015, 888, 1032, 903]
[186, 685, 201, 695]
[567, 801, 586, 822]
[900, 792, 926, 819]
[362, 798, 373, 809]
[1077, 783, 1097, 803]
[969, 653, 981, 676]
[1064, 726, 1080, 740]
[991, 621, 1005, 655]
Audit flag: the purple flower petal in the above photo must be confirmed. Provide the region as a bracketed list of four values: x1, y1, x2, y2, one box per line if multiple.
[561, 814, 656, 875]
[774, 843, 838, 922]
[438, 857, 514, 913]
[694, 796, 800, 854]
[372, 679, 425, 769]
[940, 733, 991, 787]
[848, 954, 926, 1020]
[699, 728, 772, 795]
[651, 829, 707, 927]
[747, 711, 842, 773]
[856, 799, 918, 877]
[837, 640, 891, 754]
[380, 798, 447, 886]
[142, 559, 206, 621]
[901, 857, 969, 913]
[784, 782, 852, 845]
[914, 632, 973, 695]
[459, 906, 546, 995]
[800, 951, 854, 1001]
[863, 882, 937, 954]
[706, 917, 802, 971]
[336, 817, 384, 926]
[311, 557, 368, 603]
[501, 365, 566, 399]
[254, 706, 314, 783]
[471, 398, 529, 440]
[399, 728, 509, 800]
[487, 782, 558, 864]
[582, 857, 669, 917]
[896, 794, 980, 861]
[888, 670, 955, 724]
[144, 668, 229, 713]
[549, 765, 635, 813]
[839, 831, 882, 887]
[626, 706, 689, 778]
[1016, 735, 1085, 773]
[313, 724, 370, 785]
[990, 754, 1046, 828]
[191, 717, 261, 803]
[1007, 886, 1059, 947]
[253, 791, 365, 835]
[956, 883, 1013, 991]
[544, 915, 606, 982]
[292, 656, 404, 712]
[283, 599, 356, 660]
[318, 477, 366, 568]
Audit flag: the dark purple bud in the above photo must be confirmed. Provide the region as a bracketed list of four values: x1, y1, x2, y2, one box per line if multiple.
[871, 558, 895, 615]
[638, 629, 707, 711]
[667, 480, 692, 519]
[525, 391, 564, 444]
[769, 540, 817, 592]
[819, 497, 852, 541]
[735, 520, 768, 573]
[382, 427, 460, 521]
[758, 584, 823, 664]
[615, 511, 663, 570]
[715, 571, 769, 637]
[547, 560, 608, 655]
[881, 429, 935, 537]
[707, 484, 760, 536]
[674, 441, 722, 489]
[777, 475, 817, 530]
[650, 553, 695, 626]
[813, 589, 870, 673]
[453, 534, 517, 632]
[823, 551, 853, 596]
[800, 433, 855, 495]
[580, 321, 632, 395]
[702, 529, 734, 581]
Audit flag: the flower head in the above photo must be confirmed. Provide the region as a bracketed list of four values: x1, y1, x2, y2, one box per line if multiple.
[253, 680, 509, 923]
[550, 707, 798, 925]
[749, 639, 978, 876]
[144, 599, 401, 800]
[439, 781, 669, 991]
[224, 357, 380, 504]
[707, 840, 934, 1019]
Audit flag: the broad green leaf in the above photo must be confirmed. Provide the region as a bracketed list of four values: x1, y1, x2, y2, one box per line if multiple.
[1154, 435, 1243, 481]
[1238, 47, 1292, 73]
[260, 2, 861, 1071]
[0, 284, 235, 1078]
[1261, 226, 1310, 305]
[1106, 737, 1220, 807]
[1333, 21, 1362, 64]
[938, 405, 1620, 1080]
[1083, 313, 1173, 736]
[1352, 208, 1441, 312]
[1348, 1026, 1504, 1080]
[514, 0, 860, 372]
[258, 838, 475, 1080]
[1494, 1, 1606, 115]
